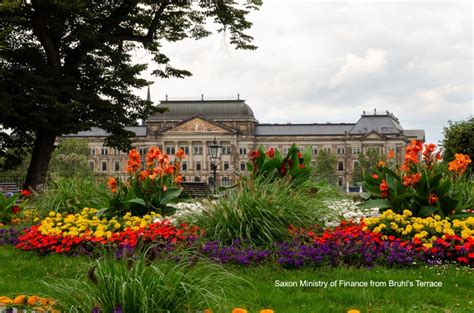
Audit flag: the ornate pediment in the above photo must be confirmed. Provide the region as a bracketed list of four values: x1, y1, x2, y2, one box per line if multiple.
[169, 117, 229, 133]
[366, 132, 382, 139]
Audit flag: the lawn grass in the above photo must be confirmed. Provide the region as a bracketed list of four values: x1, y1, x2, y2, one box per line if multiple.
[0, 246, 472, 312]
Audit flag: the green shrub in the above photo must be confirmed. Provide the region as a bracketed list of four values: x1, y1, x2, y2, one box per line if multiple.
[104, 147, 185, 217]
[188, 177, 330, 245]
[42, 250, 246, 313]
[360, 141, 473, 218]
[247, 144, 312, 187]
[27, 176, 109, 214]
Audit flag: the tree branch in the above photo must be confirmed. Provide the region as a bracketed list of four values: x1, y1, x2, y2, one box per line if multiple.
[64, 0, 140, 71]
[114, 2, 169, 44]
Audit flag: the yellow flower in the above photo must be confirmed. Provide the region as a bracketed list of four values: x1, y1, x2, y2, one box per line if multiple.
[27, 295, 40, 305]
[347, 310, 361, 313]
[13, 294, 26, 304]
[232, 308, 248, 313]
[0, 296, 12, 304]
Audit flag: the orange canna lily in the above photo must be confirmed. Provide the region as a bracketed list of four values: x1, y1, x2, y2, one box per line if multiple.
[175, 148, 186, 159]
[448, 153, 471, 175]
[232, 308, 248, 313]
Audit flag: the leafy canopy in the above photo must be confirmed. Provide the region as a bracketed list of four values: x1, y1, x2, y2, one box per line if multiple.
[0, 0, 260, 169]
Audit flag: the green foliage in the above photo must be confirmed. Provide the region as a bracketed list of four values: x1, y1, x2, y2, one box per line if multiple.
[313, 149, 337, 183]
[442, 116, 474, 172]
[0, 0, 261, 188]
[49, 139, 92, 178]
[106, 177, 182, 218]
[42, 250, 245, 313]
[247, 144, 313, 186]
[361, 142, 473, 218]
[27, 177, 109, 215]
[188, 177, 329, 245]
[0, 192, 26, 224]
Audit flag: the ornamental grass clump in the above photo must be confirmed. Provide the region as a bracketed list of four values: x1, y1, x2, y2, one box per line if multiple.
[27, 176, 109, 215]
[190, 177, 330, 245]
[42, 250, 246, 313]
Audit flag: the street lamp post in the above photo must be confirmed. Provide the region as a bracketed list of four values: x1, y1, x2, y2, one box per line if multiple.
[208, 137, 222, 192]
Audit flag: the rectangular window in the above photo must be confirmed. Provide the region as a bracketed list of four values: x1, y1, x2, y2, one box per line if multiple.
[222, 146, 231, 155]
[337, 147, 345, 155]
[101, 161, 107, 172]
[312, 148, 318, 155]
[352, 147, 362, 155]
[193, 145, 203, 155]
[166, 146, 176, 155]
[90, 148, 96, 155]
[182, 162, 188, 171]
[139, 147, 148, 155]
[114, 161, 120, 172]
[195, 161, 201, 171]
[179, 146, 190, 155]
[324, 147, 331, 153]
[240, 162, 246, 171]
[338, 161, 344, 171]
[239, 147, 247, 155]
[89, 161, 95, 170]
[101, 148, 108, 155]
[283, 147, 289, 155]
[353, 160, 360, 169]
[113, 148, 120, 155]
[223, 161, 230, 171]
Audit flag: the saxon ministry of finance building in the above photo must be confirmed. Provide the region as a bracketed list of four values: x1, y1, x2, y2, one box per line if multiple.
[65, 96, 424, 186]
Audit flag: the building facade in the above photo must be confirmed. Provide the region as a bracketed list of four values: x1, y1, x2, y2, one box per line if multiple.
[65, 97, 424, 186]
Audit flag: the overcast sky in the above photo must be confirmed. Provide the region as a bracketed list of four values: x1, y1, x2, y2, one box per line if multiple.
[137, 0, 473, 144]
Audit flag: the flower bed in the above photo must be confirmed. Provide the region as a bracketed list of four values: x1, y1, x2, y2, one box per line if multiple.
[15, 208, 202, 254]
[9, 205, 473, 266]
[199, 221, 473, 267]
[0, 295, 57, 312]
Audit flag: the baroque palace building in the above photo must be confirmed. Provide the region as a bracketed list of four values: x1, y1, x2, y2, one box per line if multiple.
[65, 95, 425, 186]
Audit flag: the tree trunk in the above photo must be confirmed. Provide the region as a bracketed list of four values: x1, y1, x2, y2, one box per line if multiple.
[24, 129, 57, 190]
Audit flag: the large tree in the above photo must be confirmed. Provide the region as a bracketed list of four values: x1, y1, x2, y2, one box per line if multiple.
[0, 0, 260, 189]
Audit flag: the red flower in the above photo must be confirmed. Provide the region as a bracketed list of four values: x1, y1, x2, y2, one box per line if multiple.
[428, 193, 438, 205]
[249, 151, 261, 161]
[379, 180, 389, 192]
[20, 189, 31, 197]
[12, 206, 21, 214]
[299, 164, 305, 169]
[371, 174, 379, 180]
[265, 148, 275, 158]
